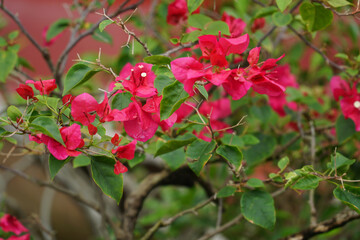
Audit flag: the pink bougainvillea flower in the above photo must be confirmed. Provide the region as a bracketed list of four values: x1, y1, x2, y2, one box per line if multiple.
[111, 133, 122, 146]
[251, 18, 265, 33]
[199, 98, 231, 120]
[30, 124, 84, 160]
[7, 234, 31, 240]
[198, 34, 249, 68]
[97, 94, 125, 123]
[114, 161, 128, 174]
[340, 94, 360, 131]
[71, 93, 99, 126]
[42, 26, 62, 47]
[16, 84, 34, 100]
[167, 0, 188, 25]
[171, 57, 209, 96]
[120, 63, 157, 98]
[118, 98, 158, 142]
[268, 65, 298, 116]
[26, 79, 57, 95]
[330, 76, 353, 101]
[112, 139, 137, 160]
[88, 124, 98, 136]
[222, 68, 252, 100]
[62, 94, 74, 106]
[0, 214, 28, 235]
[221, 12, 246, 38]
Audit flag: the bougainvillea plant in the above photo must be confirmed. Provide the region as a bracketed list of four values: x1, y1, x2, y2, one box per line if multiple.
[1, 0, 360, 239]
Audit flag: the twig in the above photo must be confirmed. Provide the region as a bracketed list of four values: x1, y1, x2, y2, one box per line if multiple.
[283, 210, 360, 240]
[0, 164, 101, 212]
[75, 51, 117, 78]
[141, 195, 216, 240]
[215, 115, 247, 132]
[161, 42, 197, 57]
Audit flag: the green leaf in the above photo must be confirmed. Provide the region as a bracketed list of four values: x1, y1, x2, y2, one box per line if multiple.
[241, 190, 276, 229]
[18, 57, 35, 71]
[128, 151, 146, 168]
[333, 186, 360, 213]
[253, 6, 278, 19]
[49, 154, 70, 179]
[327, 152, 355, 173]
[91, 155, 123, 204]
[335, 53, 349, 60]
[336, 114, 356, 143]
[30, 116, 64, 145]
[154, 75, 175, 95]
[161, 147, 186, 170]
[187, 0, 204, 13]
[0, 37, 7, 47]
[292, 175, 322, 190]
[247, 178, 265, 188]
[46, 18, 70, 41]
[216, 144, 243, 168]
[73, 155, 91, 168]
[241, 135, 260, 145]
[99, 19, 113, 32]
[195, 84, 208, 100]
[272, 12, 293, 26]
[203, 21, 230, 36]
[0, 49, 18, 82]
[155, 134, 196, 156]
[107, 0, 115, 5]
[160, 81, 189, 120]
[243, 134, 276, 167]
[278, 156, 289, 172]
[144, 55, 171, 65]
[187, 139, 216, 175]
[300, 2, 333, 32]
[111, 92, 132, 110]
[7, 105, 22, 121]
[63, 63, 101, 95]
[217, 186, 237, 198]
[188, 14, 213, 29]
[181, 30, 202, 43]
[327, 0, 352, 8]
[276, 0, 293, 12]
[8, 30, 19, 40]
[92, 28, 113, 44]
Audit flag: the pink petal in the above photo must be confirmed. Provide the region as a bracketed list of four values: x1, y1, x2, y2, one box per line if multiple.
[247, 47, 261, 66]
[111, 139, 137, 160]
[71, 93, 98, 126]
[0, 214, 28, 235]
[219, 34, 249, 56]
[60, 123, 82, 150]
[114, 161, 128, 174]
[330, 76, 352, 101]
[47, 138, 68, 160]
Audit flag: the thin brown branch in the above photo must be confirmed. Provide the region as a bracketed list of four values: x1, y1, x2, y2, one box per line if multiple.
[0, 164, 100, 212]
[283, 210, 360, 240]
[161, 42, 197, 57]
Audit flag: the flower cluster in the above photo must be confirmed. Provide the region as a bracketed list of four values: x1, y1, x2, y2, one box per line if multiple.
[16, 79, 57, 100]
[0, 214, 30, 240]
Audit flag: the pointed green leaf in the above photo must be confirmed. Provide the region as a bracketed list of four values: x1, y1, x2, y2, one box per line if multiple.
[30, 116, 64, 145]
[0, 49, 18, 82]
[99, 19, 113, 32]
[92, 28, 113, 44]
[160, 81, 189, 120]
[195, 84, 208, 100]
[188, 14, 213, 29]
[334, 186, 360, 213]
[247, 178, 265, 188]
[111, 92, 132, 110]
[203, 21, 230, 36]
[187, 0, 204, 13]
[241, 190, 276, 229]
[336, 114, 356, 143]
[300, 2, 333, 32]
[272, 12, 293, 26]
[217, 186, 237, 198]
[276, 0, 293, 12]
[128, 151, 146, 168]
[63, 63, 101, 95]
[91, 155, 123, 204]
[46, 18, 70, 41]
[216, 144, 243, 168]
[327, 152, 355, 174]
[155, 134, 196, 156]
[154, 75, 175, 95]
[161, 147, 186, 170]
[73, 155, 91, 168]
[188, 154, 212, 176]
[278, 156, 289, 172]
[292, 175, 322, 190]
[187, 139, 216, 175]
[327, 0, 352, 8]
[49, 154, 70, 179]
[7, 105, 22, 121]
[144, 55, 171, 65]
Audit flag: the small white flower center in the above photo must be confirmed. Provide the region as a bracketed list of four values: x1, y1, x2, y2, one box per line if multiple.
[131, 69, 134, 72]
[354, 101, 360, 109]
[138, 65, 144, 69]
[141, 72, 147, 77]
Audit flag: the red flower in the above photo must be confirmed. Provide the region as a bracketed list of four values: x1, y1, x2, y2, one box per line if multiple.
[16, 84, 34, 100]
[111, 133, 122, 146]
[119, 63, 157, 98]
[222, 68, 252, 100]
[112, 139, 137, 160]
[71, 93, 99, 126]
[88, 124, 98, 135]
[62, 94, 74, 106]
[26, 79, 57, 95]
[167, 0, 188, 25]
[97, 94, 126, 123]
[251, 18, 265, 33]
[222, 12, 246, 38]
[114, 161, 128, 174]
[0, 214, 28, 235]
